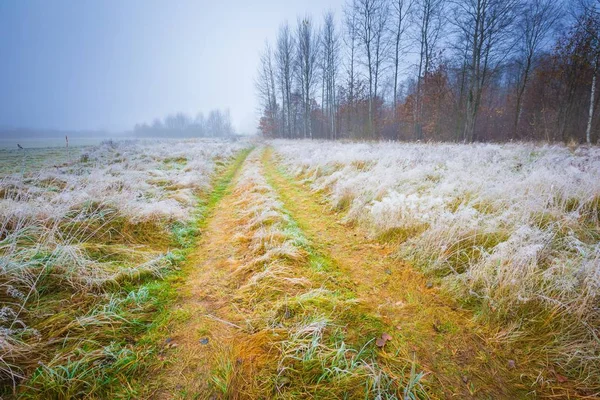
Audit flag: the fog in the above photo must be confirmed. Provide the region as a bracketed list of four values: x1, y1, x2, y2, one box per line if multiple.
[0, 0, 342, 137]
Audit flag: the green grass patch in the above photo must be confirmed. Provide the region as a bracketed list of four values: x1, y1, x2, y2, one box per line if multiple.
[376, 224, 428, 244]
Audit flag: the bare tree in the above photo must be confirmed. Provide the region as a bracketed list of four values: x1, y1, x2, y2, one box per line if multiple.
[391, 0, 415, 113]
[353, 0, 388, 137]
[578, 0, 600, 144]
[512, 0, 560, 139]
[206, 109, 234, 137]
[455, 0, 519, 142]
[342, 2, 360, 138]
[256, 41, 279, 136]
[345, 3, 359, 107]
[253, 0, 591, 143]
[296, 15, 319, 139]
[414, 0, 445, 139]
[276, 22, 295, 138]
[588, 45, 599, 145]
[321, 11, 341, 139]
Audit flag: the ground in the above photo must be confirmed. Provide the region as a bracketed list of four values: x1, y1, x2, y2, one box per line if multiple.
[143, 147, 553, 399]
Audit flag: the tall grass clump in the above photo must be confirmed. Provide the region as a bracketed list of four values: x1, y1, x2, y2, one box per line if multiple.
[272, 140, 600, 390]
[0, 138, 248, 396]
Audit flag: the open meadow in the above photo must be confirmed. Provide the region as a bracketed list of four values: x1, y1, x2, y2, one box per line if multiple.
[271, 140, 600, 395]
[0, 139, 249, 397]
[5, 0, 600, 397]
[2, 139, 598, 398]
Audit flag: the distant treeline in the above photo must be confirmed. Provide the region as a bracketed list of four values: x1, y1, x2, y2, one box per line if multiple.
[133, 109, 235, 138]
[257, 0, 600, 144]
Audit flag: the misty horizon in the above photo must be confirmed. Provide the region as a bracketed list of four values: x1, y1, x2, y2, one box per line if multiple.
[0, 0, 341, 135]
[0, 107, 248, 137]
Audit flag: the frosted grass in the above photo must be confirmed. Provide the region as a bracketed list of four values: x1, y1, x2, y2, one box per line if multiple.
[272, 140, 600, 382]
[0, 138, 248, 385]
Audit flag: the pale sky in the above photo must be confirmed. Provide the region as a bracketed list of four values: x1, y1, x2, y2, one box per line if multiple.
[0, 0, 342, 134]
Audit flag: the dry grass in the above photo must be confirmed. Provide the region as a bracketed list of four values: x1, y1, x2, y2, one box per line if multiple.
[0, 139, 249, 396]
[153, 148, 425, 399]
[222, 151, 424, 398]
[272, 140, 600, 394]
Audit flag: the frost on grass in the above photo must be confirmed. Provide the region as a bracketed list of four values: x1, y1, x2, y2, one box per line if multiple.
[0, 139, 247, 392]
[273, 140, 600, 385]
[211, 150, 421, 399]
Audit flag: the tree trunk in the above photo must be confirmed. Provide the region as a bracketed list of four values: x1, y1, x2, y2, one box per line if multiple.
[464, 89, 476, 142]
[513, 56, 532, 140]
[393, 33, 400, 114]
[586, 57, 597, 145]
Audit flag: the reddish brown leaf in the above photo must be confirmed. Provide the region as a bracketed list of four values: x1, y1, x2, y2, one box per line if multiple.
[556, 373, 568, 383]
[376, 333, 392, 348]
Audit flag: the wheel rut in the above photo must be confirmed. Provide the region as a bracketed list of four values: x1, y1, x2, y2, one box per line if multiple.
[150, 147, 536, 399]
[262, 147, 536, 399]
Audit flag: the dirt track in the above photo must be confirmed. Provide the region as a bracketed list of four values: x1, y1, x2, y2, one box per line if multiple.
[149, 147, 537, 399]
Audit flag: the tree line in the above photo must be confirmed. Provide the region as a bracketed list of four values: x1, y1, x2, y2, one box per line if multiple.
[256, 0, 600, 144]
[133, 109, 235, 138]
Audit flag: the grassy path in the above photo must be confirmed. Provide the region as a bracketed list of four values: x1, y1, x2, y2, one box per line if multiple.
[147, 149, 255, 398]
[149, 147, 537, 399]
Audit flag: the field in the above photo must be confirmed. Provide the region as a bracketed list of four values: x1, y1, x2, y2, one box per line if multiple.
[1, 139, 599, 398]
[0, 139, 249, 397]
[271, 141, 600, 394]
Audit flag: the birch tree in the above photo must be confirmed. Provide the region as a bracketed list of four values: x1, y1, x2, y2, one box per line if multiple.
[344, 2, 359, 136]
[391, 0, 415, 113]
[455, 0, 518, 142]
[513, 0, 559, 139]
[579, 0, 600, 144]
[321, 11, 340, 139]
[414, 0, 445, 140]
[276, 22, 295, 138]
[296, 16, 319, 139]
[256, 41, 279, 137]
[353, 0, 388, 137]
[345, 5, 358, 105]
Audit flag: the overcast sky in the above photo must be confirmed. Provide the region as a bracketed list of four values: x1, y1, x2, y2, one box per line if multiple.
[0, 0, 342, 134]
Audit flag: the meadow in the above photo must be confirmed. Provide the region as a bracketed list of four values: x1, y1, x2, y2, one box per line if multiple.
[1, 138, 599, 398]
[272, 140, 600, 393]
[0, 139, 248, 397]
